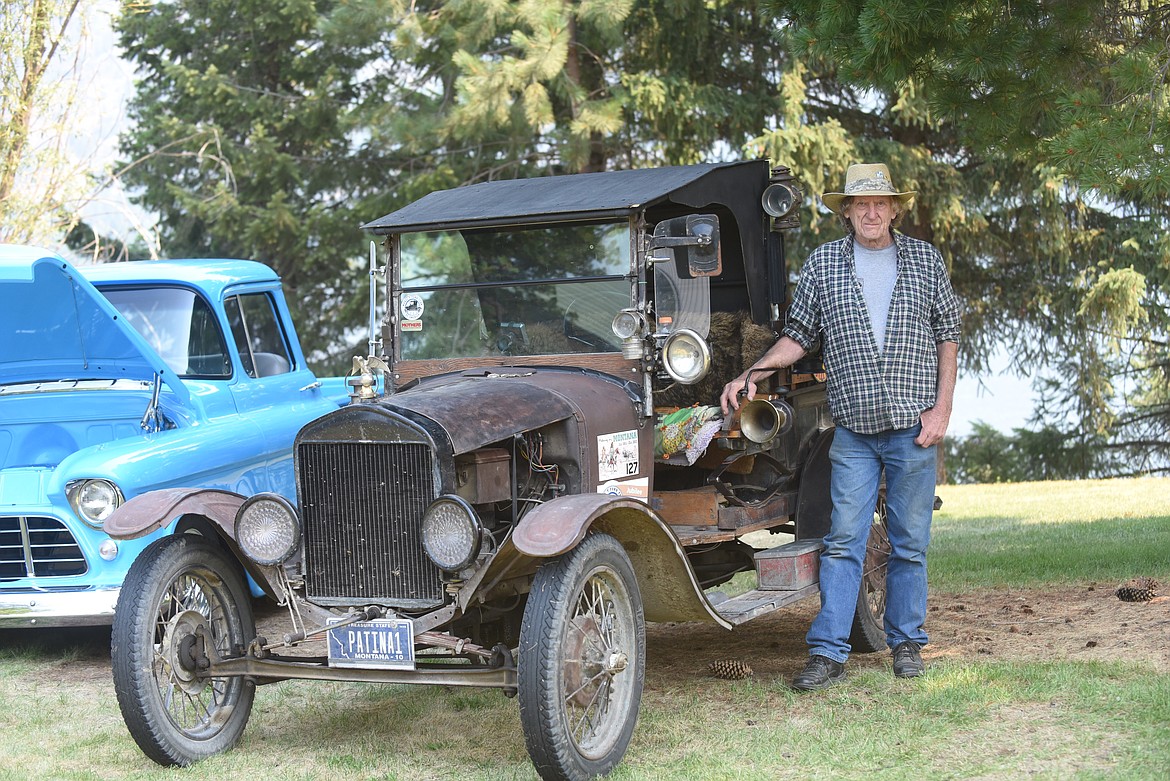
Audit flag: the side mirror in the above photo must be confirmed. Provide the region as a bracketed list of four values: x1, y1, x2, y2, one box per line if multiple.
[649, 214, 722, 277]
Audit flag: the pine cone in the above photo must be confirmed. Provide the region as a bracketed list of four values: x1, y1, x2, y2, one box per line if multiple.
[708, 659, 753, 680]
[1116, 577, 1160, 603]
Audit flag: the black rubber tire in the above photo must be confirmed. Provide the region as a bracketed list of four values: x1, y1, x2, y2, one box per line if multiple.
[111, 534, 256, 766]
[849, 492, 890, 653]
[518, 533, 646, 781]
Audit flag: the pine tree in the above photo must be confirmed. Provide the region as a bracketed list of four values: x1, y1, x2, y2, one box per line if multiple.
[771, 0, 1170, 473]
[116, 0, 400, 370]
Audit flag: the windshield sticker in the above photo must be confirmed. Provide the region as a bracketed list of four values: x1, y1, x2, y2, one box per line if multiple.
[598, 429, 639, 481]
[598, 477, 648, 499]
[400, 293, 424, 321]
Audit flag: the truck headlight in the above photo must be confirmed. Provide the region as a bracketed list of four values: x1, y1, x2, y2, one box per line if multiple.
[235, 493, 301, 566]
[421, 495, 482, 572]
[66, 479, 124, 528]
[661, 329, 711, 384]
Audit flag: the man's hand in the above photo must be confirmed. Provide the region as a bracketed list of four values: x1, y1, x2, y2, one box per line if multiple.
[719, 336, 807, 416]
[916, 405, 950, 447]
[918, 341, 958, 448]
[720, 375, 755, 416]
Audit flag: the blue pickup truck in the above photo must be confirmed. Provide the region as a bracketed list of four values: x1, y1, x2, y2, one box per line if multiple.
[0, 245, 348, 627]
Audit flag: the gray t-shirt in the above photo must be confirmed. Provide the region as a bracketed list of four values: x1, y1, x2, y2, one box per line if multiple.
[853, 242, 898, 353]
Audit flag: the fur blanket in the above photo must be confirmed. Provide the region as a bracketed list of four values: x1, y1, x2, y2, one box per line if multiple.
[656, 311, 775, 409]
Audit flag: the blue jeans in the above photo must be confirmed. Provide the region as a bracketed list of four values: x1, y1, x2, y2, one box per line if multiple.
[805, 424, 937, 663]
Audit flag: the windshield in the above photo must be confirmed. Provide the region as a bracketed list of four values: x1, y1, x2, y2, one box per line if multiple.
[397, 222, 632, 359]
[100, 287, 232, 378]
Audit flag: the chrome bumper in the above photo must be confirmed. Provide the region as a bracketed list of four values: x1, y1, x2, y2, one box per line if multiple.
[0, 588, 119, 628]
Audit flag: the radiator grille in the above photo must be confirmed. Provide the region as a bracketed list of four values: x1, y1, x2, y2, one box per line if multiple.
[0, 516, 87, 579]
[299, 441, 444, 607]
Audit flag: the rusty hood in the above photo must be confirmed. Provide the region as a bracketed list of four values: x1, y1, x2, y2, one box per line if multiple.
[381, 367, 641, 456]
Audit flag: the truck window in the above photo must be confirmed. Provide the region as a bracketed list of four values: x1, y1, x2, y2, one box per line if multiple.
[100, 286, 232, 378]
[225, 293, 294, 378]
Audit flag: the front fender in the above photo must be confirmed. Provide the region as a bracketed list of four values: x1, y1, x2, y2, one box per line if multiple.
[103, 487, 285, 601]
[512, 494, 730, 628]
[57, 418, 269, 500]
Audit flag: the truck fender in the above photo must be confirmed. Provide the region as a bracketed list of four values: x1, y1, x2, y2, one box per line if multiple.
[103, 487, 285, 601]
[512, 493, 731, 628]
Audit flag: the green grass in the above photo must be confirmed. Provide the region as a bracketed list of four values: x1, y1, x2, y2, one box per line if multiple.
[931, 477, 1170, 590]
[617, 659, 1170, 780]
[1, 478, 1168, 780]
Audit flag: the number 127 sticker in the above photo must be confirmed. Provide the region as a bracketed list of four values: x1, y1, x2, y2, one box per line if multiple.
[597, 430, 639, 482]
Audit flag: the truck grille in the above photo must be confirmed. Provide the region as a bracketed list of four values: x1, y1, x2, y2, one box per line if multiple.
[0, 516, 87, 579]
[298, 441, 444, 608]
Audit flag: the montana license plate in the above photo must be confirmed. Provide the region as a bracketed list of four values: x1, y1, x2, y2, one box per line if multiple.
[327, 618, 415, 669]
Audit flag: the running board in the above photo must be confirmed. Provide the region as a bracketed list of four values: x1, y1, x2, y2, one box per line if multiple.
[713, 583, 819, 625]
[708, 538, 825, 625]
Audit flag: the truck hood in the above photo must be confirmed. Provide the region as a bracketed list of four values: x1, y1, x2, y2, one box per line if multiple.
[0, 247, 190, 405]
[383, 367, 642, 455]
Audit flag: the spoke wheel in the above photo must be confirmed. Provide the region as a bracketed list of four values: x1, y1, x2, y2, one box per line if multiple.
[848, 491, 890, 653]
[111, 534, 255, 766]
[519, 533, 645, 781]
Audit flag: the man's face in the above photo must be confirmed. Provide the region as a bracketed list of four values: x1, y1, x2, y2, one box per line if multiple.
[844, 196, 896, 248]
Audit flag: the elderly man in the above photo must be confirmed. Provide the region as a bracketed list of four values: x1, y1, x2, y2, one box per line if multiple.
[720, 163, 961, 690]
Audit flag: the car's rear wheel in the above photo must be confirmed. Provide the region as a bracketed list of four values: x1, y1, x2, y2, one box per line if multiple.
[518, 532, 645, 781]
[111, 534, 255, 766]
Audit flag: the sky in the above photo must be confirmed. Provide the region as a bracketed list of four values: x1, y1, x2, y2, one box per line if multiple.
[73, 2, 1038, 436]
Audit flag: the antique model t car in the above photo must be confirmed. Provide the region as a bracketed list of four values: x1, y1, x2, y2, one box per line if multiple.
[106, 160, 890, 781]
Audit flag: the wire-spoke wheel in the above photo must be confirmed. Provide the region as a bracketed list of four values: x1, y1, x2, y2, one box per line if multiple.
[111, 534, 255, 765]
[519, 532, 645, 781]
[849, 491, 891, 652]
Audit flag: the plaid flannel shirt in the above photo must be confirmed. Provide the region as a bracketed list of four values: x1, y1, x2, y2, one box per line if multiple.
[782, 232, 961, 435]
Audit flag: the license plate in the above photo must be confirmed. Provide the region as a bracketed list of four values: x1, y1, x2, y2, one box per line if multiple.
[327, 618, 415, 669]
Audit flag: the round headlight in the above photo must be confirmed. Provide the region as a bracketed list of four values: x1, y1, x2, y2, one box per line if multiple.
[67, 479, 124, 528]
[662, 328, 712, 384]
[611, 310, 643, 340]
[235, 493, 301, 566]
[421, 495, 482, 573]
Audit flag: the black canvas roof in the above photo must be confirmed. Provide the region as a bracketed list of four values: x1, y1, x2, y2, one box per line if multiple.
[362, 160, 767, 233]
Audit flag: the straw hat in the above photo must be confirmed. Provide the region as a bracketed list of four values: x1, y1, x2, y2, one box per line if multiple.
[821, 163, 915, 213]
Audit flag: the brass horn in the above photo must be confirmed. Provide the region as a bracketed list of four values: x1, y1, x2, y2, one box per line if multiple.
[738, 398, 795, 444]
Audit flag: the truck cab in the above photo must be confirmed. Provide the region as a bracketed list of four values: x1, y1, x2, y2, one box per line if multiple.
[0, 248, 347, 627]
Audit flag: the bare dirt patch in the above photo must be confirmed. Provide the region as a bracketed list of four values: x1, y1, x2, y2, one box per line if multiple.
[646, 584, 1170, 686]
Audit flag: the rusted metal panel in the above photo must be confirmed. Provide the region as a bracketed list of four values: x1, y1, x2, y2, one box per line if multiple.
[103, 487, 286, 602]
[454, 448, 511, 504]
[104, 487, 245, 539]
[385, 374, 576, 455]
[512, 494, 730, 628]
[511, 493, 603, 555]
[755, 538, 823, 591]
[510, 369, 648, 490]
[383, 369, 642, 471]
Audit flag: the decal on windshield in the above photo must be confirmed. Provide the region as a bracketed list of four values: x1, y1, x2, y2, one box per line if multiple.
[400, 293, 424, 331]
